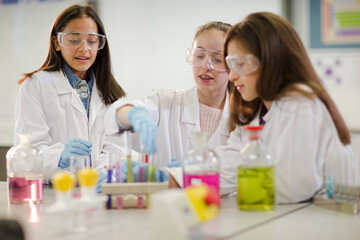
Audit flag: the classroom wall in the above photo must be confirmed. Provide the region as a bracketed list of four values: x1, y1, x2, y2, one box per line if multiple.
[98, 0, 282, 101]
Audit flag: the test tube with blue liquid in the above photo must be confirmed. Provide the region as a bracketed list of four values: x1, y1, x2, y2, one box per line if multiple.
[105, 153, 113, 209]
[325, 150, 360, 201]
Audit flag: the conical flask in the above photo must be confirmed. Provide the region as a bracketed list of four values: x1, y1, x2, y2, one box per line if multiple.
[6, 134, 43, 204]
[182, 132, 220, 194]
[237, 126, 275, 211]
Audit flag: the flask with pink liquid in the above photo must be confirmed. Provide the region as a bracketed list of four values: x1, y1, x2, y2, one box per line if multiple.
[182, 132, 220, 194]
[7, 134, 43, 204]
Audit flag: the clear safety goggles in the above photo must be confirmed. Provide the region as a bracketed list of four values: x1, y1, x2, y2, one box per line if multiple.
[186, 48, 226, 72]
[57, 32, 106, 51]
[225, 54, 260, 76]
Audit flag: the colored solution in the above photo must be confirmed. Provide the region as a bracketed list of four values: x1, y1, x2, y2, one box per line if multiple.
[126, 154, 134, 183]
[148, 164, 155, 182]
[183, 173, 220, 194]
[8, 174, 44, 204]
[237, 166, 274, 211]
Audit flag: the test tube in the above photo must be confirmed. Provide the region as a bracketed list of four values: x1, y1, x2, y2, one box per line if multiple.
[137, 152, 148, 209]
[148, 154, 156, 182]
[115, 160, 123, 209]
[106, 153, 113, 209]
[138, 164, 145, 209]
[145, 154, 157, 208]
[123, 130, 134, 183]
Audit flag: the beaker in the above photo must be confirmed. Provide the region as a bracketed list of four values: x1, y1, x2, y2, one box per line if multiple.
[7, 134, 43, 204]
[69, 155, 91, 174]
[182, 132, 220, 194]
[237, 126, 275, 211]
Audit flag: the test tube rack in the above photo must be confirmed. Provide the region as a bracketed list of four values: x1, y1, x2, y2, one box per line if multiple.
[101, 182, 169, 209]
[314, 184, 360, 215]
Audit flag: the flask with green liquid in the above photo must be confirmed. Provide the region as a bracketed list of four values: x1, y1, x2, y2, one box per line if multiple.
[237, 125, 275, 211]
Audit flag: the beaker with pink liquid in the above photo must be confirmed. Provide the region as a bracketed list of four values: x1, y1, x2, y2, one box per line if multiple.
[182, 132, 220, 194]
[7, 134, 43, 204]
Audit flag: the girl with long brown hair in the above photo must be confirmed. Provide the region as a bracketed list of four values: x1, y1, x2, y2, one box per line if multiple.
[216, 12, 354, 202]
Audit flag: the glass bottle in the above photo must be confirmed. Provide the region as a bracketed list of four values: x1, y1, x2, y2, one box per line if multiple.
[182, 132, 220, 194]
[6, 134, 43, 204]
[237, 126, 275, 211]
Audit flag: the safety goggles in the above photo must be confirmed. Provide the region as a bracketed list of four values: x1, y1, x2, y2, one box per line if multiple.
[186, 48, 226, 72]
[57, 32, 106, 51]
[225, 54, 260, 76]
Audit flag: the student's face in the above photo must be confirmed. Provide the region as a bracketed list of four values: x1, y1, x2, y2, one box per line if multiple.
[227, 39, 259, 102]
[192, 29, 229, 95]
[53, 16, 99, 80]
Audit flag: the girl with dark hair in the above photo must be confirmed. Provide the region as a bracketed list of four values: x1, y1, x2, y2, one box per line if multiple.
[216, 12, 354, 202]
[15, 5, 126, 179]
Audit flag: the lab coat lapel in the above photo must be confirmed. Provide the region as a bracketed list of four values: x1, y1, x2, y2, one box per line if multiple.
[182, 87, 200, 148]
[88, 81, 103, 131]
[53, 70, 88, 122]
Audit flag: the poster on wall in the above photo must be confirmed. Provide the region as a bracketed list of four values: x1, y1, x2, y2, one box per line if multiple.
[310, 0, 360, 48]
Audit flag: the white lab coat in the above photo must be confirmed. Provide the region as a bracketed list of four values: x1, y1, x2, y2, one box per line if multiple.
[105, 87, 230, 168]
[15, 70, 123, 179]
[215, 90, 354, 203]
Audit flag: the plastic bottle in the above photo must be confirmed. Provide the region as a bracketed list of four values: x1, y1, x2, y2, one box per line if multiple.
[6, 134, 43, 204]
[182, 132, 220, 194]
[237, 126, 275, 211]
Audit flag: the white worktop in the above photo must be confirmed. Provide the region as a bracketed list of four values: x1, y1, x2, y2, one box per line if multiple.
[0, 182, 312, 240]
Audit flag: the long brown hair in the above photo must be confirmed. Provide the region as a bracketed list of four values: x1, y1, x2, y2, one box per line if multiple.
[18, 4, 125, 105]
[224, 12, 350, 145]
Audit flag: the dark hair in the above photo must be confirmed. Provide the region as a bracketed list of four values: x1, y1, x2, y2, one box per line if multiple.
[18, 4, 125, 105]
[224, 12, 350, 145]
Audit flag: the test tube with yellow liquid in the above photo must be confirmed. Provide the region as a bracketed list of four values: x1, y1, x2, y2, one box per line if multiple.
[121, 129, 134, 183]
[237, 126, 276, 211]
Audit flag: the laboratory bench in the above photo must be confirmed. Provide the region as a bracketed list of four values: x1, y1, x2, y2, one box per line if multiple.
[0, 182, 359, 240]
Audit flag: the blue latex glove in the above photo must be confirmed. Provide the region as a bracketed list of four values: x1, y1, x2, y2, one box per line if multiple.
[59, 139, 92, 169]
[96, 171, 108, 193]
[121, 161, 169, 183]
[167, 158, 182, 168]
[127, 106, 157, 154]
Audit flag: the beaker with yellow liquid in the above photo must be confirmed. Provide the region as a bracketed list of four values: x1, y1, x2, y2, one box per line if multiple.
[237, 125, 275, 211]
